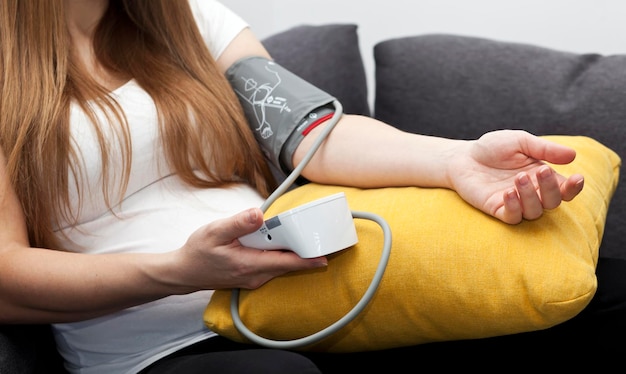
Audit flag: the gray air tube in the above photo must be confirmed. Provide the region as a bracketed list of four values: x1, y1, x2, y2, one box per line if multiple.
[227, 57, 392, 349]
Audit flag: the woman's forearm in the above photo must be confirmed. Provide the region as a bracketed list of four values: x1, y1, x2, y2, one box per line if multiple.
[0, 207, 325, 325]
[0, 244, 181, 324]
[293, 114, 463, 189]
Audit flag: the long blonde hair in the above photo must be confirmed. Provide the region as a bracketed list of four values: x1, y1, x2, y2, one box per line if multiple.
[0, 0, 275, 249]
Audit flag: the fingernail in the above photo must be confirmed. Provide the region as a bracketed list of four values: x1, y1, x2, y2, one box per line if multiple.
[539, 166, 552, 180]
[313, 258, 328, 268]
[576, 177, 585, 188]
[505, 189, 517, 201]
[518, 174, 530, 186]
[247, 208, 258, 224]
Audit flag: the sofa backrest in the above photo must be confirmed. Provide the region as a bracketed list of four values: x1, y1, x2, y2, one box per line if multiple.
[374, 34, 626, 259]
[262, 24, 370, 117]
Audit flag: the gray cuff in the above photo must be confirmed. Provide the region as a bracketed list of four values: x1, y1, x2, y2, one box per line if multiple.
[226, 56, 335, 175]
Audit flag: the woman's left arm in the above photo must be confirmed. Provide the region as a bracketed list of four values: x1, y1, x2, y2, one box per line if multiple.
[216, 27, 585, 224]
[214, 27, 454, 189]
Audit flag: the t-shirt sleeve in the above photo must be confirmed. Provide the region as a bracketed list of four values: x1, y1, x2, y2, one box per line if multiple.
[187, 0, 249, 59]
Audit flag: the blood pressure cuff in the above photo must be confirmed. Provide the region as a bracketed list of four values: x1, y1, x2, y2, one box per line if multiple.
[226, 56, 337, 176]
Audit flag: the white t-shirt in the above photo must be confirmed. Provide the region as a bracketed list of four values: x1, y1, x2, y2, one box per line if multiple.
[51, 1, 264, 373]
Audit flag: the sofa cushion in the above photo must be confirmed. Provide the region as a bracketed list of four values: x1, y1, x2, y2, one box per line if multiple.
[204, 135, 620, 352]
[0, 325, 64, 374]
[374, 34, 626, 260]
[262, 24, 370, 116]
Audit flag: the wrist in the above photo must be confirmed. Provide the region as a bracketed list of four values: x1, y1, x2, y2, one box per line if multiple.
[141, 250, 198, 296]
[406, 134, 464, 190]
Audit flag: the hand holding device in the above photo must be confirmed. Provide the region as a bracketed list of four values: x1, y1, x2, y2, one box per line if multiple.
[238, 192, 358, 258]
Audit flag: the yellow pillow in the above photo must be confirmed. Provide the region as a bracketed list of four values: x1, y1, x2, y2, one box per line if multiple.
[204, 135, 620, 352]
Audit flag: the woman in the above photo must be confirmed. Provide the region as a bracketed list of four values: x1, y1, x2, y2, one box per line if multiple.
[0, 0, 592, 373]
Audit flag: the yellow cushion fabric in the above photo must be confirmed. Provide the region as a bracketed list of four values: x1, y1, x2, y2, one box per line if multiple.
[204, 135, 621, 352]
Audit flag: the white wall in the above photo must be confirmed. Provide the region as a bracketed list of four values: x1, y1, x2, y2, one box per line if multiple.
[221, 0, 626, 104]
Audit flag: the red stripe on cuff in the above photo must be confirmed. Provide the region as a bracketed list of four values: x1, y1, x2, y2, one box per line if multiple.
[302, 112, 335, 136]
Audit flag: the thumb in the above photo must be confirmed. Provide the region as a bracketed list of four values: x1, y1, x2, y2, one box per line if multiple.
[523, 133, 577, 165]
[234, 207, 265, 236]
[213, 208, 264, 246]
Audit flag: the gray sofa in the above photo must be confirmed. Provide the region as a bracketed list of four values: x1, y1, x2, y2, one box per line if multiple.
[2, 23, 625, 373]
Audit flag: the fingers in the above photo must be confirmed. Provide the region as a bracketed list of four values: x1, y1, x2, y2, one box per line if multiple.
[497, 174, 548, 224]
[499, 189, 523, 224]
[252, 250, 328, 276]
[561, 174, 585, 201]
[234, 249, 327, 290]
[500, 168, 584, 224]
[515, 172, 544, 221]
[536, 166, 562, 210]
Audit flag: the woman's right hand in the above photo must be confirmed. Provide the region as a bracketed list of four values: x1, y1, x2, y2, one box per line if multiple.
[170, 208, 328, 292]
